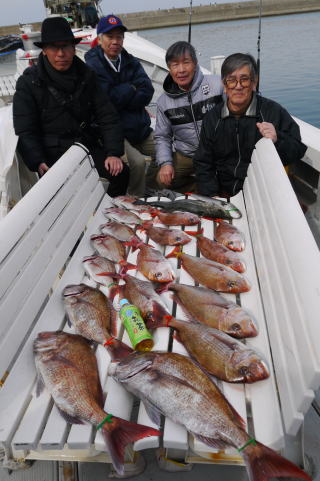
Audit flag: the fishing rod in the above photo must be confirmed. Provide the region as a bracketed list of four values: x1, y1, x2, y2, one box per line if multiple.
[188, 0, 193, 43]
[256, 0, 262, 93]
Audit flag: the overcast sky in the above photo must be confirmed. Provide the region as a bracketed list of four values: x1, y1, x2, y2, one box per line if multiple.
[1, 0, 246, 27]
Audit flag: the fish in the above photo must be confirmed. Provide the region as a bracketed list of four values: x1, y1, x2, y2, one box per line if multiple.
[186, 229, 246, 272]
[215, 221, 245, 252]
[103, 207, 142, 225]
[158, 283, 257, 338]
[34, 331, 160, 476]
[136, 198, 242, 220]
[146, 316, 267, 383]
[152, 209, 200, 226]
[138, 221, 192, 246]
[100, 220, 138, 242]
[90, 234, 135, 273]
[116, 274, 171, 325]
[109, 351, 311, 481]
[113, 195, 154, 215]
[167, 248, 250, 293]
[127, 239, 175, 283]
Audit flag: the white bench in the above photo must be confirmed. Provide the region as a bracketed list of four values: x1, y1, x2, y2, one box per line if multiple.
[1, 140, 320, 474]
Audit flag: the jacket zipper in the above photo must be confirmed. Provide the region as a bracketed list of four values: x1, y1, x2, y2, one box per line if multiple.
[188, 92, 201, 142]
[232, 119, 241, 195]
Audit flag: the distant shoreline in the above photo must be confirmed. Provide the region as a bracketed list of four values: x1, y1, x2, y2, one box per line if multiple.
[1, 0, 319, 35]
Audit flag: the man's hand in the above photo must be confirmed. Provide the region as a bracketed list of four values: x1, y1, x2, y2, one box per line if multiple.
[159, 164, 174, 186]
[104, 157, 124, 176]
[38, 163, 50, 177]
[256, 122, 277, 143]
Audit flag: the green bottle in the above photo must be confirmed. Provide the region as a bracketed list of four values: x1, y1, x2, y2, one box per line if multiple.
[119, 299, 154, 351]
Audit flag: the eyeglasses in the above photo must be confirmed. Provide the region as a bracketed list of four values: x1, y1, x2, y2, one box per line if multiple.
[45, 43, 75, 52]
[224, 76, 252, 89]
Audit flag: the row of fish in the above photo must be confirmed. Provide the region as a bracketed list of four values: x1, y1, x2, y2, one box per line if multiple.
[33, 193, 310, 479]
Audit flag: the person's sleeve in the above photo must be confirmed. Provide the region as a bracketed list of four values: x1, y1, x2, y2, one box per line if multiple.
[193, 115, 220, 196]
[126, 62, 154, 111]
[92, 79, 124, 158]
[13, 76, 46, 172]
[274, 106, 307, 165]
[154, 103, 174, 167]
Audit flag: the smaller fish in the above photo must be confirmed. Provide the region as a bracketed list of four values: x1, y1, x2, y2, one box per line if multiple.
[148, 316, 269, 383]
[127, 238, 175, 283]
[104, 207, 142, 225]
[186, 229, 246, 272]
[167, 248, 250, 293]
[91, 234, 135, 273]
[138, 221, 192, 246]
[215, 221, 245, 252]
[100, 220, 138, 242]
[152, 209, 200, 226]
[113, 196, 154, 214]
[82, 255, 118, 297]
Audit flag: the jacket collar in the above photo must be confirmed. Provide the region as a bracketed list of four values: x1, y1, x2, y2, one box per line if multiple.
[221, 92, 258, 119]
[163, 64, 204, 97]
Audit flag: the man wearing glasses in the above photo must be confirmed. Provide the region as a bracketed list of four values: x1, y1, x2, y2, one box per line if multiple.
[13, 17, 129, 196]
[194, 53, 306, 197]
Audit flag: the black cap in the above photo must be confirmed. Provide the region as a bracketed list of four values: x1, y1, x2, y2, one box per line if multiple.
[34, 17, 81, 48]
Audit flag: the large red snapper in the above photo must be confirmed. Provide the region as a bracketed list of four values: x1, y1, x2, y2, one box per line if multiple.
[215, 221, 245, 252]
[99, 220, 138, 242]
[109, 351, 311, 481]
[34, 331, 160, 475]
[152, 209, 200, 226]
[127, 239, 175, 283]
[159, 283, 257, 338]
[91, 234, 135, 273]
[138, 221, 192, 246]
[167, 249, 250, 293]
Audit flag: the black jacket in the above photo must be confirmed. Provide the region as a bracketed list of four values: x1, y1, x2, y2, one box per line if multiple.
[194, 94, 307, 197]
[85, 46, 154, 144]
[13, 53, 124, 172]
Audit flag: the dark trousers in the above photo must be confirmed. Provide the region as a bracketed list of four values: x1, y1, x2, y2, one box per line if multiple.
[90, 146, 130, 197]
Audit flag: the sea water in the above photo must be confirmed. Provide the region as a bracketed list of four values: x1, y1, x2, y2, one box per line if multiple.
[141, 11, 320, 128]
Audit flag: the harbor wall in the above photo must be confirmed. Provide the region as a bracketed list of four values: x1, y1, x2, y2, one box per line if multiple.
[0, 0, 319, 35]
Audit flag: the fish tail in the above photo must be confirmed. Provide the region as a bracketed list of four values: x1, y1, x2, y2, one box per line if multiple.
[124, 237, 144, 252]
[165, 246, 182, 259]
[119, 261, 137, 275]
[185, 228, 204, 237]
[105, 338, 134, 361]
[101, 416, 160, 476]
[242, 440, 311, 481]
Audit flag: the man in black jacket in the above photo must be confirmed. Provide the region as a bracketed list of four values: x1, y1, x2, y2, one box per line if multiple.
[13, 17, 129, 197]
[194, 53, 307, 197]
[85, 15, 155, 197]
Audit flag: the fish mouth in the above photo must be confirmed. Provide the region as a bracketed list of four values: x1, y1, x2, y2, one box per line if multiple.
[91, 234, 106, 241]
[63, 284, 87, 297]
[83, 255, 99, 263]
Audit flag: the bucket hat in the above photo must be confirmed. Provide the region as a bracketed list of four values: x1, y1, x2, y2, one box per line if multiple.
[97, 15, 127, 35]
[34, 17, 81, 48]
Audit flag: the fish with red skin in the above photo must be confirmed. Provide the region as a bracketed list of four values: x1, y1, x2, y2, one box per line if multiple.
[99, 220, 138, 243]
[152, 209, 200, 226]
[103, 207, 142, 225]
[139, 221, 192, 246]
[109, 351, 311, 481]
[186, 230, 246, 272]
[90, 234, 135, 273]
[159, 283, 257, 338]
[215, 221, 245, 252]
[167, 248, 250, 293]
[34, 331, 160, 476]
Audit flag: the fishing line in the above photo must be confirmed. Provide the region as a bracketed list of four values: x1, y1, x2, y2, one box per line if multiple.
[256, 0, 262, 94]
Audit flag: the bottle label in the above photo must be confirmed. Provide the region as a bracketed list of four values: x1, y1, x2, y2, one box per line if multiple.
[121, 305, 153, 349]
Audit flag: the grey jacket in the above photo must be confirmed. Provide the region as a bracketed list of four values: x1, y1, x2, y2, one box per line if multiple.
[154, 65, 223, 167]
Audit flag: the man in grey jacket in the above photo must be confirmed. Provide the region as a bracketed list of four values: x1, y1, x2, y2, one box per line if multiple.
[146, 41, 223, 193]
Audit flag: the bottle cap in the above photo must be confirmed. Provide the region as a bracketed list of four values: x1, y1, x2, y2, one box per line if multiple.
[119, 298, 129, 307]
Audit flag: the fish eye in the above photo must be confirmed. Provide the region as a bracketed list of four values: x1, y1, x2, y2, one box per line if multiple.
[227, 281, 236, 288]
[231, 323, 241, 331]
[240, 366, 249, 376]
[155, 272, 163, 279]
[175, 236, 182, 242]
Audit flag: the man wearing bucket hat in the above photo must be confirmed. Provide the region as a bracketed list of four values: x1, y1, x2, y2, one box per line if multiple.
[85, 15, 155, 197]
[13, 16, 129, 197]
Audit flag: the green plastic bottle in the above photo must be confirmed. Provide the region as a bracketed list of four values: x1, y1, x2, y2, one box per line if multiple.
[119, 299, 154, 351]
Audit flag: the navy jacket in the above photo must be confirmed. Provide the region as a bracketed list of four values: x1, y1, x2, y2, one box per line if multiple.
[85, 46, 154, 144]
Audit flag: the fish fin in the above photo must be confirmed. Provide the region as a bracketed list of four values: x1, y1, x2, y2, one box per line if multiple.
[96, 271, 115, 277]
[124, 237, 144, 252]
[66, 315, 72, 328]
[57, 407, 84, 425]
[242, 440, 311, 481]
[194, 434, 229, 450]
[165, 246, 182, 259]
[154, 281, 174, 294]
[101, 416, 161, 476]
[184, 228, 204, 237]
[142, 399, 163, 426]
[105, 339, 134, 361]
[35, 372, 45, 397]
[119, 262, 137, 275]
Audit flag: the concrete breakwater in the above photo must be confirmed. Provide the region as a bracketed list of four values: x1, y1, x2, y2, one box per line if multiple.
[0, 0, 319, 35]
